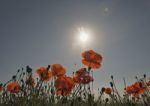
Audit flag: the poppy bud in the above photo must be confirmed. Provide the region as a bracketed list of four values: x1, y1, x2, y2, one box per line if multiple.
[105, 98, 109, 103]
[26, 66, 32, 73]
[111, 75, 113, 79]
[12, 75, 16, 80]
[135, 76, 138, 80]
[101, 87, 105, 93]
[110, 82, 113, 87]
[88, 86, 90, 90]
[47, 65, 51, 71]
[23, 72, 25, 75]
[144, 74, 146, 78]
[17, 69, 20, 73]
[21, 79, 24, 83]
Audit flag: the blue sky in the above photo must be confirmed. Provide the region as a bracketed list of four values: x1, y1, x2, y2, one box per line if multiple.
[0, 0, 150, 93]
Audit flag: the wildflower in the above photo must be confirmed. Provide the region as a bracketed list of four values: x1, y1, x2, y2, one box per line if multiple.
[105, 87, 112, 95]
[126, 82, 147, 97]
[81, 50, 102, 69]
[126, 86, 135, 94]
[51, 64, 66, 77]
[37, 67, 52, 82]
[55, 76, 75, 96]
[7, 82, 21, 93]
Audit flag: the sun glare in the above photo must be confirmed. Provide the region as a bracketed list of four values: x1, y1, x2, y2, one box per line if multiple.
[79, 27, 89, 43]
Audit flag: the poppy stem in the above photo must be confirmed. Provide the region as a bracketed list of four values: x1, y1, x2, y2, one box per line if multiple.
[111, 77, 122, 104]
[91, 70, 93, 92]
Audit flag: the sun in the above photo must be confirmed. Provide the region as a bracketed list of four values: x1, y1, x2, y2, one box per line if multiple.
[79, 27, 89, 43]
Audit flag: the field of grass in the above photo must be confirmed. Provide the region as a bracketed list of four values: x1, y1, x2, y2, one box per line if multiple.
[0, 50, 150, 106]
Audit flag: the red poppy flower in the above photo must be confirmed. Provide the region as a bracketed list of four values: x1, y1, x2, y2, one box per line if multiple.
[37, 67, 52, 82]
[51, 64, 66, 77]
[133, 82, 147, 97]
[81, 50, 102, 69]
[7, 82, 21, 93]
[105, 87, 112, 95]
[126, 82, 147, 97]
[126, 86, 135, 94]
[55, 76, 75, 96]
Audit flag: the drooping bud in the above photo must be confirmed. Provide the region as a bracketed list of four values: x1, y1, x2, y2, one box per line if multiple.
[144, 74, 146, 78]
[26, 65, 32, 73]
[101, 87, 105, 93]
[111, 75, 114, 80]
[110, 82, 113, 87]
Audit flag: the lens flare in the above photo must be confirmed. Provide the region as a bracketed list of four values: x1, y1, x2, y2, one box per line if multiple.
[79, 27, 89, 43]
